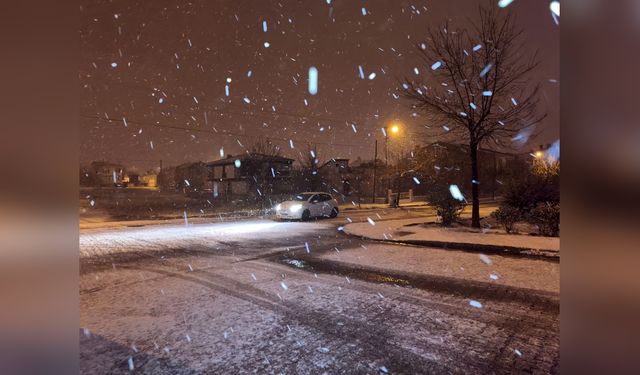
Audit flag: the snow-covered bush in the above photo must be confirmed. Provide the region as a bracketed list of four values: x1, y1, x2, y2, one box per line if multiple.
[491, 205, 521, 233]
[528, 203, 560, 237]
[425, 183, 466, 226]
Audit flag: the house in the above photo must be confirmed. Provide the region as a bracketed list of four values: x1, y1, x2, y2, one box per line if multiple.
[89, 161, 125, 187]
[348, 159, 389, 202]
[413, 142, 524, 198]
[140, 171, 158, 188]
[207, 153, 294, 199]
[174, 162, 210, 193]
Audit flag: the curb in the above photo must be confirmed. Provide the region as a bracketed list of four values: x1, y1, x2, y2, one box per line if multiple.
[342, 229, 559, 261]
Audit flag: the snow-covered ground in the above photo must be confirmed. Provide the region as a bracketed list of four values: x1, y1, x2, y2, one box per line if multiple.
[319, 242, 559, 293]
[344, 217, 560, 252]
[80, 220, 332, 258]
[81, 235, 559, 373]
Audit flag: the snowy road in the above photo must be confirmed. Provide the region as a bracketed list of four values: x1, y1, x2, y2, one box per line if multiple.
[80, 216, 559, 374]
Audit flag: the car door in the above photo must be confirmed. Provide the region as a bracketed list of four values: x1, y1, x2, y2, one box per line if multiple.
[320, 194, 333, 216]
[308, 194, 323, 217]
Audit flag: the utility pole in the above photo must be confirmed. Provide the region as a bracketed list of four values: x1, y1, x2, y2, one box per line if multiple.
[372, 140, 378, 204]
[159, 159, 163, 191]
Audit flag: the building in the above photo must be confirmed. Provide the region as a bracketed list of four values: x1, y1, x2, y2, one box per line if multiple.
[140, 172, 158, 188]
[412, 142, 525, 198]
[174, 162, 210, 193]
[207, 153, 294, 199]
[348, 159, 390, 202]
[88, 161, 125, 187]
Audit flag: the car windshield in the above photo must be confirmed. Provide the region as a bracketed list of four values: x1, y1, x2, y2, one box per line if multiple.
[292, 193, 314, 201]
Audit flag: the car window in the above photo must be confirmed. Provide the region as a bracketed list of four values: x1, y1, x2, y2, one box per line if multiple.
[294, 193, 314, 201]
[309, 194, 320, 202]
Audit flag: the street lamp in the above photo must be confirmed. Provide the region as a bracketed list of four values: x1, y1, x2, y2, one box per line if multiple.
[384, 121, 403, 206]
[372, 121, 403, 205]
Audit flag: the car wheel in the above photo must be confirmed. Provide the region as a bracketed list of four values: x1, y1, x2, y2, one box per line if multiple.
[301, 209, 311, 221]
[330, 207, 339, 218]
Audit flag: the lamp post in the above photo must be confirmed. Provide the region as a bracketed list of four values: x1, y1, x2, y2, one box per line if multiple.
[372, 139, 377, 204]
[383, 122, 402, 206]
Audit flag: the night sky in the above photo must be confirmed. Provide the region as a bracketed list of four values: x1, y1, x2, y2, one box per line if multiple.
[80, 0, 559, 173]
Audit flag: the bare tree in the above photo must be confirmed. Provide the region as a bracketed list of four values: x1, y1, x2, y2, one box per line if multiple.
[400, 5, 545, 227]
[249, 137, 281, 157]
[298, 144, 321, 191]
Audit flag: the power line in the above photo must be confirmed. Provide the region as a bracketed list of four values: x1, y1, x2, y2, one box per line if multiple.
[81, 114, 373, 149]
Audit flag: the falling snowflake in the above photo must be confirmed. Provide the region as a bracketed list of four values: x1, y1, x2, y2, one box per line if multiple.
[498, 0, 515, 8]
[479, 254, 493, 265]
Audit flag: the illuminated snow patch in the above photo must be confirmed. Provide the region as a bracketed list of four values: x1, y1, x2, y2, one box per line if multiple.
[286, 259, 306, 268]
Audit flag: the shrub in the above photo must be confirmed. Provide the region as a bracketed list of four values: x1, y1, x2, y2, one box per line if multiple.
[528, 203, 560, 236]
[426, 183, 466, 227]
[491, 205, 521, 233]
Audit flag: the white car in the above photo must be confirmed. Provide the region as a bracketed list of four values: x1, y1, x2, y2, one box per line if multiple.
[275, 192, 339, 220]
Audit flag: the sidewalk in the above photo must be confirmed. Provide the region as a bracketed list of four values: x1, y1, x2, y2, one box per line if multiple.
[339, 201, 429, 211]
[342, 216, 559, 258]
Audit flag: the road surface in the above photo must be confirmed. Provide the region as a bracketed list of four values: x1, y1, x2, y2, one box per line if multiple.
[80, 209, 559, 374]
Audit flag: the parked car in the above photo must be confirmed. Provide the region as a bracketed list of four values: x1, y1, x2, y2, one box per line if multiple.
[274, 192, 339, 220]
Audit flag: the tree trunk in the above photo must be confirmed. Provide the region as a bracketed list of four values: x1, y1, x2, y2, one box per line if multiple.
[470, 143, 480, 228]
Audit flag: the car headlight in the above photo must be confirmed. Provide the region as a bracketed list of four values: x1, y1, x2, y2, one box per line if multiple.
[275, 204, 281, 211]
[289, 204, 303, 212]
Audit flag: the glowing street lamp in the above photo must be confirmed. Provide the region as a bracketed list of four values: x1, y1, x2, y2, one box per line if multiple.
[390, 124, 400, 135]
